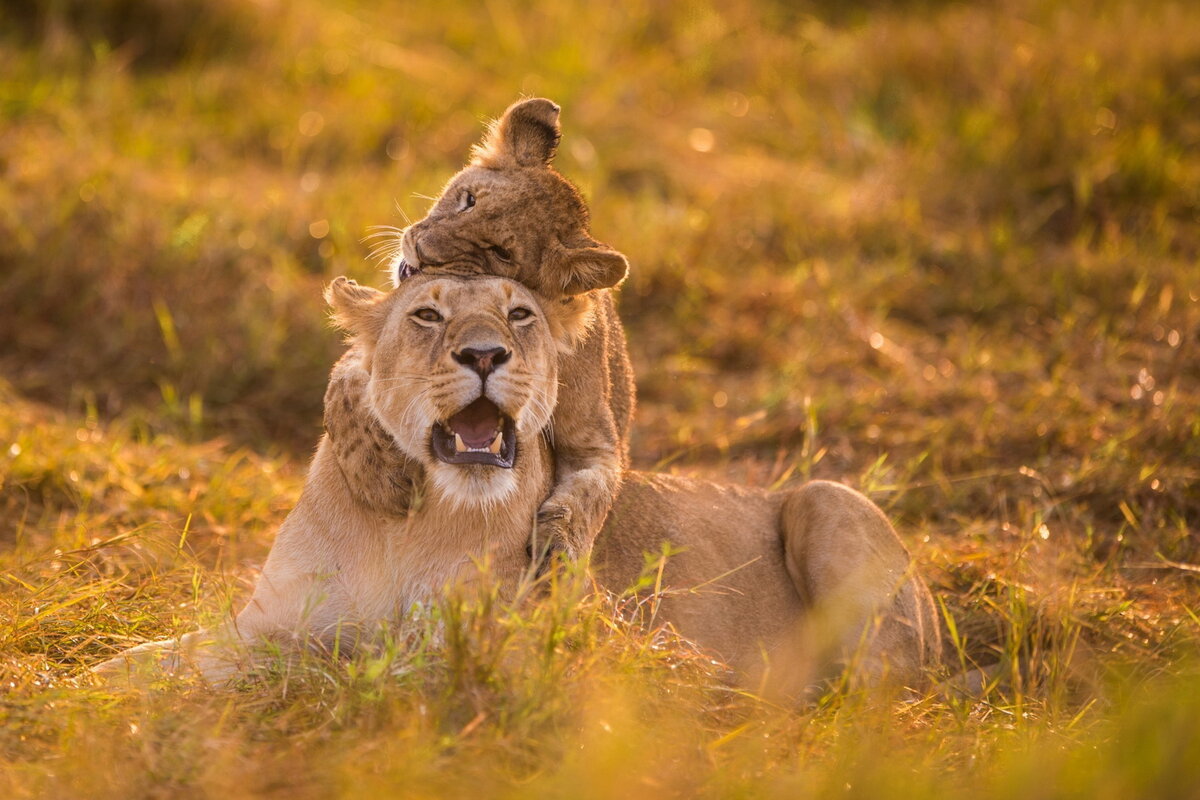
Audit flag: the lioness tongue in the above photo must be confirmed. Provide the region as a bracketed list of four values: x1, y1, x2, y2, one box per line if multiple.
[448, 397, 502, 449]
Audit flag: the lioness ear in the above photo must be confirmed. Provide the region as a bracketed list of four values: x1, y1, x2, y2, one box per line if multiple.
[325, 277, 389, 341]
[472, 97, 561, 168]
[552, 237, 630, 296]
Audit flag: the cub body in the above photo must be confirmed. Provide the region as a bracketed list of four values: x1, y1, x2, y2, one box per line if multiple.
[327, 97, 633, 570]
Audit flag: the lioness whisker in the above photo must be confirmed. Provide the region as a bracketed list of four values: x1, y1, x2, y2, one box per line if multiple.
[372, 376, 436, 384]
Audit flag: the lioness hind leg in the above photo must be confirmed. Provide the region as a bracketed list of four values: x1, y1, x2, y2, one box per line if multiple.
[778, 480, 940, 688]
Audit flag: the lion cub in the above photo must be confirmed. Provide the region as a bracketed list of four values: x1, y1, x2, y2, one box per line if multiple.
[326, 98, 633, 571]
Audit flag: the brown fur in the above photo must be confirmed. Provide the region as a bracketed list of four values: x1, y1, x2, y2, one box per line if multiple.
[325, 97, 634, 572]
[96, 277, 939, 695]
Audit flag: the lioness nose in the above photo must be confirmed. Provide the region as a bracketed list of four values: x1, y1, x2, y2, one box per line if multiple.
[453, 346, 511, 380]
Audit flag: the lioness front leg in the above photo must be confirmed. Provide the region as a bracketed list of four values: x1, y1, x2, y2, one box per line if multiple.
[93, 547, 346, 686]
[92, 623, 260, 686]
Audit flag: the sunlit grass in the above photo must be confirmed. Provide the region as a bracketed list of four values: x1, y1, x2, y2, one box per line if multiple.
[2, 376, 1196, 796]
[1, 0, 1199, 795]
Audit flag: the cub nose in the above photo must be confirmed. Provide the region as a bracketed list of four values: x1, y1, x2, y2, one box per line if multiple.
[453, 346, 511, 380]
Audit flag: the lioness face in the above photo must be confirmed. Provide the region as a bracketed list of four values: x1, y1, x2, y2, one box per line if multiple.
[327, 275, 559, 506]
[394, 98, 629, 298]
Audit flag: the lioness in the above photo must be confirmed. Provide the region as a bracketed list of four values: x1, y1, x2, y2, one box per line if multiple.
[96, 275, 939, 692]
[326, 98, 633, 575]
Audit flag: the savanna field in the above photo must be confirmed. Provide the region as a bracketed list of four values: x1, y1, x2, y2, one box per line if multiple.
[2, 0, 1199, 796]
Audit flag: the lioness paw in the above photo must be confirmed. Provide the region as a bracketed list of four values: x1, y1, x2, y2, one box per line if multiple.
[93, 634, 226, 687]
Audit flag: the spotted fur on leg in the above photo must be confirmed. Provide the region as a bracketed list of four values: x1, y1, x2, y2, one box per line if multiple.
[323, 347, 422, 516]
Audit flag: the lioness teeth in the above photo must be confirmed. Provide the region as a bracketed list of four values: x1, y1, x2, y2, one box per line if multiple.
[452, 429, 504, 454]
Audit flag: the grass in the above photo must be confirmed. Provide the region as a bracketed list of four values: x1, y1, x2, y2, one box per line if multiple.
[1, 0, 1199, 795]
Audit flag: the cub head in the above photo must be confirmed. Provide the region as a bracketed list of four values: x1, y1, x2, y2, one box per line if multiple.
[326, 274, 560, 506]
[393, 97, 629, 298]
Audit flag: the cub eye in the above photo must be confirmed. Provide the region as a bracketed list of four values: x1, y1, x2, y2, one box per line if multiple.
[412, 308, 443, 323]
[490, 245, 512, 262]
[508, 307, 533, 322]
[460, 191, 476, 212]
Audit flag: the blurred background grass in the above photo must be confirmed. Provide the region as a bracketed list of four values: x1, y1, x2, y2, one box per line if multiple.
[1, 0, 1199, 796]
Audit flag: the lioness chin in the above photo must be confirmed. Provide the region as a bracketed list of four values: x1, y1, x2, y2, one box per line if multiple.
[95, 275, 939, 697]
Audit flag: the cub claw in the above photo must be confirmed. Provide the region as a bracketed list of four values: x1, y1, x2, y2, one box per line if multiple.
[532, 503, 574, 577]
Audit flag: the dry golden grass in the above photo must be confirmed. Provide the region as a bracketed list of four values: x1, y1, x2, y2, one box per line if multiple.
[1, 0, 1198, 796]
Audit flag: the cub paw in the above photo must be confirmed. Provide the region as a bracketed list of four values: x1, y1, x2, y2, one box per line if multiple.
[530, 503, 578, 576]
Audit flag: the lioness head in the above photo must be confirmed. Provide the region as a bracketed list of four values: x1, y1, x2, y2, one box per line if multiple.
[326, 274, 560, 506]
[394, 97, 629, 298]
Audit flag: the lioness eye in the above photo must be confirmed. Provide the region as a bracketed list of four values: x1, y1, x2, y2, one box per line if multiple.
[491, 245, 512, 262]
[412, 308, 443, 323]
[460, 191, 475, 212]
[508, 307, 533, 322]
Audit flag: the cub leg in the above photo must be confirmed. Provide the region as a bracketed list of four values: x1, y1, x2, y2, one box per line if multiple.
[323, 347, 420, 515]
[778, 480, 940, 687]
[534, 429, 623, 570]
[533, 316, 626, 572]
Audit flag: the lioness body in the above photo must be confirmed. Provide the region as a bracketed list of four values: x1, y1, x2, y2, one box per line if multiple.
[225, 433, 548, 650]
[97, 275, 938, 692]
[599, 474, 939, 684]
[327, 97, 633, 568]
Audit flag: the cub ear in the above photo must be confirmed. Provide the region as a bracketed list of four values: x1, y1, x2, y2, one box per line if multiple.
[472, 97, 562, 168]
[325, 277, 389, 341]
[552, 237, 630, 296]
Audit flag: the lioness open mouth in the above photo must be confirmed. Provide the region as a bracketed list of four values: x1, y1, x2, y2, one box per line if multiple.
[430, 397, 516, 468]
